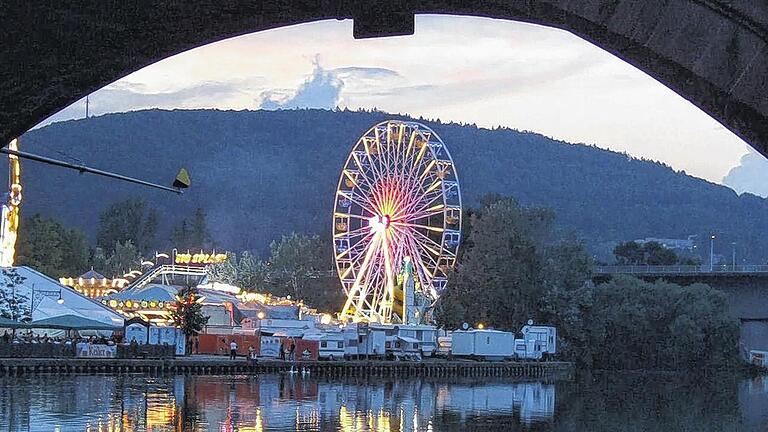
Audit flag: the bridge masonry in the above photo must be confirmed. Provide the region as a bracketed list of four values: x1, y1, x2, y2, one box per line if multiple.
[1, 1, 768, 157]
[594, 267, 768, 355]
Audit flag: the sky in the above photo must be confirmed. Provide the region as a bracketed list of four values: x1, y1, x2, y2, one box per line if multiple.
[38, 15, 767, 197]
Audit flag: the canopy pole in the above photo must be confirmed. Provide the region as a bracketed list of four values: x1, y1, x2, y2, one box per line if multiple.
[0, 148, 182, 194]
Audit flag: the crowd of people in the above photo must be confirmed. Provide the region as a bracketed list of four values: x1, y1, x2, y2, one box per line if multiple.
[0, 330, 120, 346]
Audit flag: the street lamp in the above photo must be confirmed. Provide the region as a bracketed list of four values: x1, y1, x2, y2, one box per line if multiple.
[710, 235, 715, 272]
[257, 311, 265, 336]
[30, 285, 64, 315]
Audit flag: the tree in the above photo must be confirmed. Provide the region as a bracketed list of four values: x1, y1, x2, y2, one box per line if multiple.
[267, 233, 344, 311]
[171, 207, 213, 251]
[16, 214, 91, 278]
[560, 276, 740, 370]
[613, 241, 645, 265]
[96, 198, 158, 254]
[208, 251, 269, 291]
[172, 285, 210, 345]
[613, 241, 679, 265]
[436, 197, 570, 330]
[643, 241, 678, 265]
[100, 240, 143, 278]
[0, 268, 30, 322]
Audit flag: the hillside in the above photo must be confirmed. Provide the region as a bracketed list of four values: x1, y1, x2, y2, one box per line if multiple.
[20, 108, 768, 262]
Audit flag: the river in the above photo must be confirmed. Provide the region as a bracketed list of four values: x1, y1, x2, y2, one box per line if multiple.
[0, 372, 766, 431]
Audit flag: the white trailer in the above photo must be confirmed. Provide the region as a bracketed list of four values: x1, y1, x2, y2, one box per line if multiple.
[450, 330, 475, 357]
[396, 325, 437, 357]
[520, 324, 557, 359]
[303, 331, 345, 360]
[451, 329, 514, 361]
[356, 323, 387, 359]
[514, 338, 542, 360]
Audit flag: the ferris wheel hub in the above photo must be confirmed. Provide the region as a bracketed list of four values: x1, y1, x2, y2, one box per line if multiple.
[368, 214, 391, 232]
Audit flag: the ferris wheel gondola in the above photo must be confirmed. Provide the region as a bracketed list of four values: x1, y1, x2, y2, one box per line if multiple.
[333, 120, 462, 324]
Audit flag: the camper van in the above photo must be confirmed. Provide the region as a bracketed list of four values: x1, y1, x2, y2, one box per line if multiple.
[515, 323, 557, 360]
[303, 331, 345, 360]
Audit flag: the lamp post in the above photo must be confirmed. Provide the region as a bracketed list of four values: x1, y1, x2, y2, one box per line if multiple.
[732, 242, 737, 271]
[710, 235, 715, 272]
[30, 284, 64, 316]
[256, 311, 265, 336]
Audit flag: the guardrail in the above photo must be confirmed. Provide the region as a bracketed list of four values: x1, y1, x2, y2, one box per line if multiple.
[127, 264, 208, 289]
[594, 265, 768, 275]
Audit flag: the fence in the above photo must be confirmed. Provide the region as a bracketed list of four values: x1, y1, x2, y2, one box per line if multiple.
[0, 342, 175, 359]
[594, 264, 768, 275]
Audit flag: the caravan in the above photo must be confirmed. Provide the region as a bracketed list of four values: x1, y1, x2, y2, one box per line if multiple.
[515, 323, 557, 360]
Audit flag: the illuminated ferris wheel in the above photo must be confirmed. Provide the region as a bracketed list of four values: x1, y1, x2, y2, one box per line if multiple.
[333, 120, 462, 324]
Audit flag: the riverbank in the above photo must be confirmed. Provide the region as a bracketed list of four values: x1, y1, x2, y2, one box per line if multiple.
[0, 356, 574, 379]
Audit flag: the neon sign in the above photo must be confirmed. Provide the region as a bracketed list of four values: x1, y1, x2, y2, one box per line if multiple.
[175, 252, 227, 265]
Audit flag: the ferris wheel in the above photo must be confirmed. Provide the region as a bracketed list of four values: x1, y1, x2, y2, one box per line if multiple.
[333, 120, 462, 324]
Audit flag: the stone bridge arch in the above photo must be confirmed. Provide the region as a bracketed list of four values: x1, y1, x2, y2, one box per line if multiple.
[1, 1, 767, 155]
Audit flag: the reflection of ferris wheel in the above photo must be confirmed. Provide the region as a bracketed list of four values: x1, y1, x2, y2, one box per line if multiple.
[333, 120, 462, 324]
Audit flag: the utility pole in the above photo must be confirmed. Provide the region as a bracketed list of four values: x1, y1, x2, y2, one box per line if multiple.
[710, 235, 715, 272]
[85, 96, 89, 119]
[732, 242, 736, 271]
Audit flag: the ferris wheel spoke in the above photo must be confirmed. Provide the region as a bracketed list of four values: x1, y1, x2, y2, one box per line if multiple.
[337, 191, 378, 216]
[398, 190, 444, 220]
[335, 225, 372, 239]
[394, 224, 445, 257]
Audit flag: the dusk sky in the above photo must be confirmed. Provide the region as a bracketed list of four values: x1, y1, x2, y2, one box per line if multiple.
[39, 16, 767, 197]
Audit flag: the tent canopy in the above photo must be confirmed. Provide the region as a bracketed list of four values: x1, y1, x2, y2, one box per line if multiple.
[27, 314, 122, 331]
[0, 317, 23, 329]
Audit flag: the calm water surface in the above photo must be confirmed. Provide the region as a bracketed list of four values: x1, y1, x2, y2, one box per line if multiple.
[0, 372, 766, 431]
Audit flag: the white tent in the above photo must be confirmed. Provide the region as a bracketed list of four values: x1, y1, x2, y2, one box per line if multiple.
[0, 266, 124, 327]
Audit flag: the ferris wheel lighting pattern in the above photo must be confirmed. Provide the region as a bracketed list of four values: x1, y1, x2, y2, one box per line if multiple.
[333, 120, 462, 324]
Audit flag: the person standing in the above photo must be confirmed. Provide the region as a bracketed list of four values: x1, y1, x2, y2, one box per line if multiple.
[279, 342, 286, 361]
[230, 339, 238, 360]
[289, 340, 296, 361]
[248, 345, 256, 365]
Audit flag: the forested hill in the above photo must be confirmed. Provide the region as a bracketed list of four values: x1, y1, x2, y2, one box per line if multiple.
[21, 108, 768, 262]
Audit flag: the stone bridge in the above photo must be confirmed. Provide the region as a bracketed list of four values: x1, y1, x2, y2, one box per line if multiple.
[0, 0, 767, 158]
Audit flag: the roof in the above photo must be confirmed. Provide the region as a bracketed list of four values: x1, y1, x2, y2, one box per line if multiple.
[0, 266, 124, 327]
[108, 283, 177, 302]
[79, 269, 106, 280]
[397, 335, 421, 344]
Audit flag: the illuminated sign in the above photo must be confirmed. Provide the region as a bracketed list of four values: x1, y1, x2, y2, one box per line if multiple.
[174, 252, 227, 265]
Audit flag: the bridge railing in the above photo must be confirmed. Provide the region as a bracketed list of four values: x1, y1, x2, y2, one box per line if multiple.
[594, 264, 768, 275]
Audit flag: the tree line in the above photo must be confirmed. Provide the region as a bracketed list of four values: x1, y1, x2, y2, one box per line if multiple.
[15, 196, 344, 311]
[16, 197, 216, 278]
[434, 195, 740, 370]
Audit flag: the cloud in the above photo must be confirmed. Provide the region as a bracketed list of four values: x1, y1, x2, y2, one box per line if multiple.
[332, 67, 401, 80]
[36, 77, 266, 128]
[259, 62, 344, 110]
[722, 149, 768, 197]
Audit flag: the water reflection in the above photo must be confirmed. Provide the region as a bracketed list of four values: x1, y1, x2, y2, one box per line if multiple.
[0, 373, 766, 431]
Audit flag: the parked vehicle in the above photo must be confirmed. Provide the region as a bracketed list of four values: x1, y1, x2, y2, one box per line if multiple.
[303, 331, 345, 360]
[515, 323, 557, 360]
